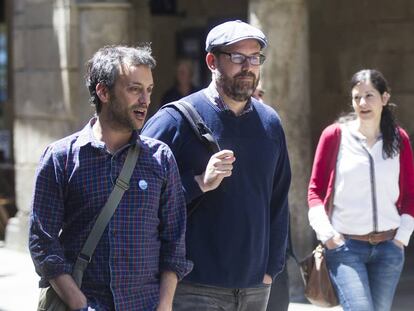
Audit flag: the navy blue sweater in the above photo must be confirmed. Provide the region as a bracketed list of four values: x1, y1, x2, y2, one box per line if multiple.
[142, 89, 291, 288]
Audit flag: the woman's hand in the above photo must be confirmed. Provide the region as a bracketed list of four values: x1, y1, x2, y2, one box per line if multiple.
[324, 234, 345, 250]
[393, 239, 405, 250]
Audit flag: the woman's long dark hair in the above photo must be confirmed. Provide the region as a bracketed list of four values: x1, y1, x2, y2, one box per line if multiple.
[350, 69, 401, 158]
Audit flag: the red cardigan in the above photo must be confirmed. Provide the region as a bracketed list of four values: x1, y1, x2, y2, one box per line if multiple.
[308, 123, 414, 218]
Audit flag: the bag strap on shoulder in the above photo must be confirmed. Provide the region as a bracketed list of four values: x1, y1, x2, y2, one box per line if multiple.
[162, 101, 222, 218]
[163, 101, 220, 154]
[72, 142, 140, 286]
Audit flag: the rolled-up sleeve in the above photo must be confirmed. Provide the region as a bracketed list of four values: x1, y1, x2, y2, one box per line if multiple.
[158, 149, 193, 280]
[29, 146, 71, 283]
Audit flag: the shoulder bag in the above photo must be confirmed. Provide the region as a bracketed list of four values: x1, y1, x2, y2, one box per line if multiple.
[299, 242, 338, 307]
[298, 130, 341, 307]
[37, 143, 140, 311]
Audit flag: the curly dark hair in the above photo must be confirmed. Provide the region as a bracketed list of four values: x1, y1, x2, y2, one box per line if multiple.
[349, 69, 401, 158]
[85, 44, 156, 113]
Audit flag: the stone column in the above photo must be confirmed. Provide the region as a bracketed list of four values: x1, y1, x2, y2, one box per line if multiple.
[249, 0, 313, 299]
[129, 0, 152, 44]
[6, 0, 140, 251]
[75, 0, 133, 128]
[6, 0, 77, 251]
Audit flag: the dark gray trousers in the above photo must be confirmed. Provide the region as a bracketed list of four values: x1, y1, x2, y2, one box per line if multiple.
[266, 265, 290, 311]
[173, 281, 271, 311]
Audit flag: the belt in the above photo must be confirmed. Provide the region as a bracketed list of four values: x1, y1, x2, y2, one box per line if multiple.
[343, 229, 397, 245]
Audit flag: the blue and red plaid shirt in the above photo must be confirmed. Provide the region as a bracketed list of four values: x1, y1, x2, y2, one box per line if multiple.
[29, 118, 193, 310]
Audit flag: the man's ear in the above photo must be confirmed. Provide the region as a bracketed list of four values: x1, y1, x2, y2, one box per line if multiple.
[206, 53, 217, 71]
[96, 83, 109, 104]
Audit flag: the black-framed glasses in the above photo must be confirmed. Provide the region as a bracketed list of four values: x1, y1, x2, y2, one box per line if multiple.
[217, 51, 266, 66]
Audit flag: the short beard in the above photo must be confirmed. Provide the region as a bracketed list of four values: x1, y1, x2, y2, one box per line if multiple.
[217, 70, 259, 102]
[106, 95, 136, 131]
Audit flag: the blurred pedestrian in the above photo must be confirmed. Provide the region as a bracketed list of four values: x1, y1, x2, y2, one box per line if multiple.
[252, 81, 265, 103]
[160, 58, 199, 105]
[254, 81, 291, 311]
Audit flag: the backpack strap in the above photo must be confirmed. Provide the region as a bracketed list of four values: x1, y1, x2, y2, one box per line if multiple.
[162, 100, 222, 217]
[163, 101, 220, 154]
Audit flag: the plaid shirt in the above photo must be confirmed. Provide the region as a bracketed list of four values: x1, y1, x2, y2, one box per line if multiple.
[29, 119, 192, 310]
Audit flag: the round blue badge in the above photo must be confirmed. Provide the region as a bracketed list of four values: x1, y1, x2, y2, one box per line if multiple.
[138, 180, 148, 190]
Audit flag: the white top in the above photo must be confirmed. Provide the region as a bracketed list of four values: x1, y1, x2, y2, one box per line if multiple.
[309, 121, 414, 245]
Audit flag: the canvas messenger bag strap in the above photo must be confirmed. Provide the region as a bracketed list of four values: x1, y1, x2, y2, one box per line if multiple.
[163, 101, 220, 154]
[71, 142, 140, 286]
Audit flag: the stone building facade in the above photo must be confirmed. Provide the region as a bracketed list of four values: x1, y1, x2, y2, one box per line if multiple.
[2, 0, 414, 299]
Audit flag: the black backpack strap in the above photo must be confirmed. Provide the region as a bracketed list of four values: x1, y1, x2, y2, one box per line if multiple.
[163, 101, 220, 154]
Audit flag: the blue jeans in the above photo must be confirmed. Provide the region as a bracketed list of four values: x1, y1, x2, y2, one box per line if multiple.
[173, 281, 271, 311]
[325, 239, 404, 311]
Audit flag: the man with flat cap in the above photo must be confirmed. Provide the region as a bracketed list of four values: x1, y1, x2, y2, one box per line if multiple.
[142, 20, 291, 311]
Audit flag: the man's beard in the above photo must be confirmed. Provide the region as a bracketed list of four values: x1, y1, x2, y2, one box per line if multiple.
[217, 70, 259, 102]
[106, 96, 137, 131]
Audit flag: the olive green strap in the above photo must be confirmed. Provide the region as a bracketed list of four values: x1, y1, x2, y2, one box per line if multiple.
[72, 143, 140, 286]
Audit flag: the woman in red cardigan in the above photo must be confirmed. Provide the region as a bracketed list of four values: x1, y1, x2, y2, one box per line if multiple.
[308, 69, 414, 311]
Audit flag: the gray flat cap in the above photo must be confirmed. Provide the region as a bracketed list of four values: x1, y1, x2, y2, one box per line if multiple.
[205, 20, 268, 52]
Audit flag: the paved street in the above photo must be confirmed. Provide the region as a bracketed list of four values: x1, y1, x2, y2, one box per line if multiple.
[0, 244, 412, 311]
[0, 245, 341, 311]
[0, 245, 39, 311]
